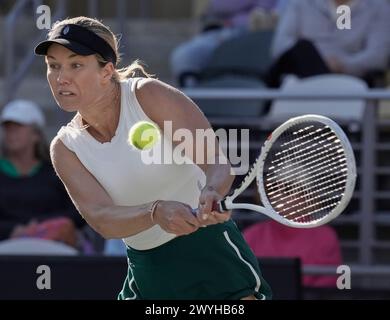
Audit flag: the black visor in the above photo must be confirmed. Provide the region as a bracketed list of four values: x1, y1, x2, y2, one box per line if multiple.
[34, 24, 117, 65]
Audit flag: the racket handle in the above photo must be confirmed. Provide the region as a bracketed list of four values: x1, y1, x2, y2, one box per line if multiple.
[212, 201, 221, 212]
[191, 201, 222, 216]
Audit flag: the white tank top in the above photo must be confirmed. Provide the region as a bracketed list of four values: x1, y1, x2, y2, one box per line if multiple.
[57, 78, 206, 250]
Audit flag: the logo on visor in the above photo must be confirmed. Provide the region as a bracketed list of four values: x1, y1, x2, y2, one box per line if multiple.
[62, 26, 70, 35]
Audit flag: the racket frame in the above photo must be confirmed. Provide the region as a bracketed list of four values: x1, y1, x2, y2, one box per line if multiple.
[220, 114, 357, 228]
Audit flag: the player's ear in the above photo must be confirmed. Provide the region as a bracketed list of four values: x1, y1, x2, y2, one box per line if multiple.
[100, 62, 115, 84]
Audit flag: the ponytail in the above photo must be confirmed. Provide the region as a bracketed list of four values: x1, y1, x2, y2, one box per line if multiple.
[114, 59, 154, 81]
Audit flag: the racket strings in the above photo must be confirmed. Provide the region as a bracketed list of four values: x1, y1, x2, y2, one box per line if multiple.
[281, 126, 325, 146]
[277, 163, 344, 220]
[288, 200, 344, 222]
[268, 139, 341, 176]
[266, 138, 343, 179]
[275, 127, 335, 157]
[268, 144, 344, 179]
[267, 161, 347, 199]
[269, 172, 348, 202]
[266, 153, 347, 191]
[263, 122, 348, 223]
[278, 168, 345, 222]
[277, 186, 346, 219]
[269, 132, 339, 169]
[266, 143, 347, 195]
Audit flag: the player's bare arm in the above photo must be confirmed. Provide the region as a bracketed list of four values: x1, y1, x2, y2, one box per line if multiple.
[50, 136, 200, 238]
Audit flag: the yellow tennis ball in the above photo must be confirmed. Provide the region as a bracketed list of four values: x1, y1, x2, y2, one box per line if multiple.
[128, 121, 161, 150]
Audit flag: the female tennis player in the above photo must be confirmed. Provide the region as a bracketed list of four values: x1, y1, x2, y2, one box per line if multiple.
[34, 16, 271, 300]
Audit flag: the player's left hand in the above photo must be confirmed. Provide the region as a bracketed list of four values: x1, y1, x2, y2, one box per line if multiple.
[197, 186, 231, 225]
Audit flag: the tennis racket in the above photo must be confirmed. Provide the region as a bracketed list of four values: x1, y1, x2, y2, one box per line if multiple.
[200, 114, 356, 228]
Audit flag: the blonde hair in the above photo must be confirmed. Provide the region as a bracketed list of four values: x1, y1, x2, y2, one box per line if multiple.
[49, 16, 153, 81]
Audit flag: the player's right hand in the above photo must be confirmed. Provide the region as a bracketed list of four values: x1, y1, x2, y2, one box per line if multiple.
[153, 201, 201, 236]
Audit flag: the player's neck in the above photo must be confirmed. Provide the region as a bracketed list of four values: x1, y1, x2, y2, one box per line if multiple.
[80, 82, 121, 143]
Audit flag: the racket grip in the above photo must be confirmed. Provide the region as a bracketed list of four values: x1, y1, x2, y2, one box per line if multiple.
[191, 201, 222, 216]
[212, 201, 221, 212]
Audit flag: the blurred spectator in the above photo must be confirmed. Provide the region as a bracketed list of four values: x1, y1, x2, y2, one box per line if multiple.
[243, 220, 342, 288]
[0, 100, 86, 251]
[171, 0, 285, 86]
[265, 0, 390, 87]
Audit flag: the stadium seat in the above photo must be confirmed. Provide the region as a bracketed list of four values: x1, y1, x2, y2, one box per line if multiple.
[200, 30, 274, 81]
[267, 74, 367, 125]
[194, 75, 267, 117]
[0, 238, 78, 255]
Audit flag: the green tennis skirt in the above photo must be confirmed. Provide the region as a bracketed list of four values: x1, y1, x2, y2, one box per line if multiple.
[118, 220, 272, 300]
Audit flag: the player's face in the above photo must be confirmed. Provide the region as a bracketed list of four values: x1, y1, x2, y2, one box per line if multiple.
[45, 44, 109, 112]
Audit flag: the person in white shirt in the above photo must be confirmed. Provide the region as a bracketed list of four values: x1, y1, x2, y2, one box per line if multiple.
[265, 0, 390, 87]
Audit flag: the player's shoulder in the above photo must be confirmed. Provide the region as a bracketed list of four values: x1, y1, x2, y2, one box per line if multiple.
[50, 135, 68, 159]
[50, 134, 79, 174]
[55, 114, 84, 142]
[50, 118, 79, 160]
[134, 77, 185, 117]
[134, 77, 181, 97]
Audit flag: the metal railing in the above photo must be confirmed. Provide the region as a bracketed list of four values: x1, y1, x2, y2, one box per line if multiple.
[304, 264, 390, 276]
[183, 88, 390, 100]
[184, 88, 390, 267]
